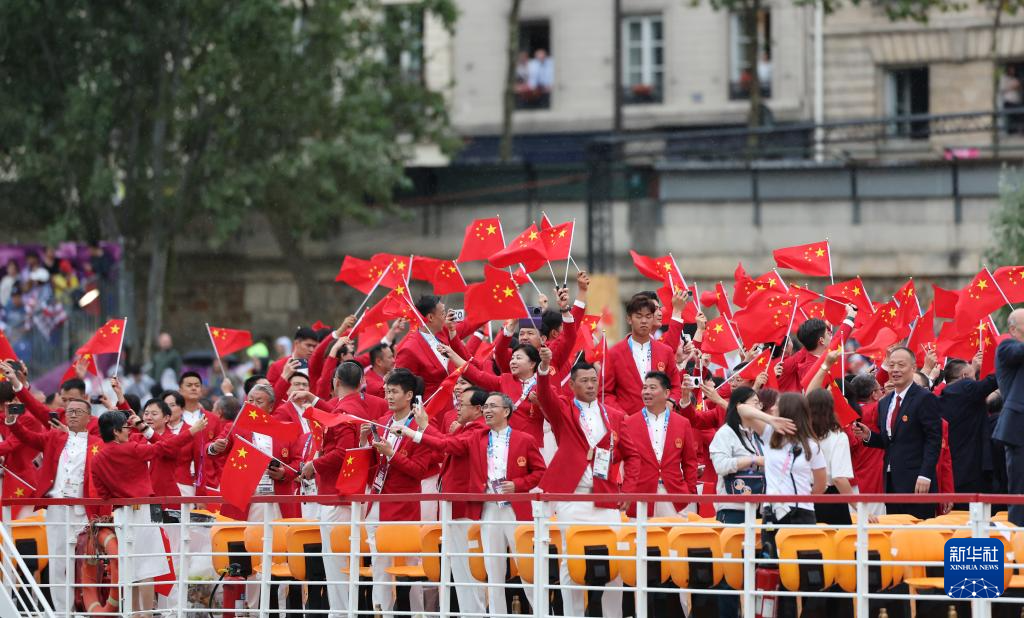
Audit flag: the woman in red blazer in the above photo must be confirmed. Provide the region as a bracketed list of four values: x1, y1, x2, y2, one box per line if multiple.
[620, 372, 699, 517]
[602, 295, 681, 416]
[141, 398, 195, 502]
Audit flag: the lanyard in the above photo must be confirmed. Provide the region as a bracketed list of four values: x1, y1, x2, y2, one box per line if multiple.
[574, 399, 613, 451]
[512, 376, 537, 410]
[641, 407, 670, 435]
[487, 427, 512, 477]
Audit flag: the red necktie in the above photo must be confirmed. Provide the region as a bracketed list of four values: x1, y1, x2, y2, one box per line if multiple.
[887, 395, 902, 435]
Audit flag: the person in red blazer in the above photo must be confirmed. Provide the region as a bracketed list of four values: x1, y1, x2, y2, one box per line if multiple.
[364, 343, 395, 399]
[397, 390, 546, 615]
[207, 384, 301, 520]
[6, 397, 103, 615]
[158, 389, 223, 499]
[621, 372, 699, 518]
[393, 295, 471, 399]
[266, 326, 320, 386]
[141, 398, 196, 502]
[535, 347, 631, 618]
[364, 368, 437, 614]
[0, 361, 98, 435]
[438, 341, 546, 448]
[0, 380, 42, 519]
[603, 294, 681, 417]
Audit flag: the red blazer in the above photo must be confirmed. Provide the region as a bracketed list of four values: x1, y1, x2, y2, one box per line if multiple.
[434, 417, 485, 519]
[620, 410, 698, 516]
[213, 425, 301, 519]
[394, 329, 470, 399]
[419, 423, 545, 520]
[172, 411, 224, 491]
[146, 429, 195, 500]
[92, 430, 195, 504]
[849, 401, 884, 494]
[9, 417, 103, 516]
[15, 386, 99, 435]
[309, 395, 366, 496]
[602, 338, 681, 416]
[367, 413, 437, 522]
[535, 372, 630, 509]
[364, 369, 385, 399]
[0, 415, 43, 494]
[461, 364, 544, 445]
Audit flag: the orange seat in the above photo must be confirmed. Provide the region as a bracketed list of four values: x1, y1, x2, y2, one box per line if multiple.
[668, 526, 722, 589]
[285, 524, 327, 582]
[244, 518, 306, 579]
[464, 524, 487, 582]
[615, 525, 670, 587]
[210, 524, 250, 577]
[420, 525, 443, 582]
[330, 525, 372, 578]
[375, 524, 428, 580]
[718, 526, 761, 591]
[514, 524, 563, 585]
[832, 528, 894, 592]
[565, 526, 619, 586]
[776, 527, 835, 593]
[891, 527, 946, 616]
[8, 513, 48, 582]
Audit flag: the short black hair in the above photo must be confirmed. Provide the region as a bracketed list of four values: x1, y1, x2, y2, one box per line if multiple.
[334, 361, 364, 390]
[243, 374, 265, 395]
[385, 368, 423, 398]
[124, 394, 141, 414]
[637, 290, 659, 303]
[144, 398, 172, 417]
[570, 362, 598, 378]
[178, 371, 202, 386]
[796, 319, 828, 351]
[60, 378, 86, 394]
[625, 294, 658, 316]
[943, 359, 969, 384]
[159, 390, 185, 408]
[644, 371, 672, 391]
[294, 327, 318, 342]
[540, 310, 564, 338]
[98, 410, 128, 443]
[464, 386, 489, 407]
[415, 295, 442, 317]
[369, 343, 392, 366]
[513, 343, 541, 367]
[289, 372, 310, 384]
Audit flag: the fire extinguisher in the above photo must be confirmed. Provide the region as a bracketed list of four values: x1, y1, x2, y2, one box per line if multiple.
[220, 563, 247, 618]
[755, 568, 780, 618]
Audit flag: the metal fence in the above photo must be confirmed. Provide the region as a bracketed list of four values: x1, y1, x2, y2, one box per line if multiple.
[3, 492, 1022, 617]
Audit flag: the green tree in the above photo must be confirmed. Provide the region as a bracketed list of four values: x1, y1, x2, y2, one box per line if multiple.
[0, 0, 457, 360]
[987, 168, 1024, 267]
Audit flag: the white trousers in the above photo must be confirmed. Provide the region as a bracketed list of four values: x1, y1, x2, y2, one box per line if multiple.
[449, 518, 487, 616]
[541, 420, 557, 464]
[244, 502, 284, 610]
[44, 505, 88, 615]
[320, 504, 352, 617]
[554, 501, 623, 618]
[365, 504, 427, 616]
[480, 503, 525, 615]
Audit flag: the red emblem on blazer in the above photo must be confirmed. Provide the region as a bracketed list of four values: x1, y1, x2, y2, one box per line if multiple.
[901, 415, 908, 422]
[675, 437, 683, 448]
[281, 447, 289, 458]
[657, 361, 665, 371]
[517, 456, 527, 467]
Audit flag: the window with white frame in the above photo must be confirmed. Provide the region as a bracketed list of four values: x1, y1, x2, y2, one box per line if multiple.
[621, 15, 664, 104]
[729, 9, 771, 100]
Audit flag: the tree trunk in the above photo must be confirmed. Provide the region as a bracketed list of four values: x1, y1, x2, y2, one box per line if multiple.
[263, 202, 328, 319]
[498, 0, 523, 163]
[745, 0, 763, 154]
[991, 0, 1005, 156]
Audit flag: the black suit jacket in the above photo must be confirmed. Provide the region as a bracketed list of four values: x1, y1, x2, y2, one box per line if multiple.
[865, 382, 942, 494]
[941, 375, 999, 492]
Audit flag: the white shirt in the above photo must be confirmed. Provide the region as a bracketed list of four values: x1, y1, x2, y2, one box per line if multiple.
[292, 402, 311, 434]
[643, 406, 671, 462]
[49, 432, 89, 498]
[251, 432, 275, 495]
[487, 427, 512, 484]
[629, 336, 652, 381]
[182, 408, 204, 428]
[818, 430, 854, 487]
[574, 399, 607, 491]
[419, 330, 449, 370]
[167, 420, 184, 435]
[761, 425, 825, 517]
[527, 57, 554, 89]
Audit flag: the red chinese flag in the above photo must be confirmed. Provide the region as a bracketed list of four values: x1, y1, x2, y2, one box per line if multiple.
[657, 281, 697, 325]
[335, 256, 378, 294]
[824, 277, 872, 315]
[702, 317, 741, 355]
[220, 440, 273, 512]
[234, 403, 301, 442]
[855, 327, 901, 366]
[932, 284, 961, 320]
[906, 305, 936, 367]
[0, 329, 17, 362]
[424, 365, 467, 419]
[457, 217, 506, 263]
[713, 282, 733, 319]
[77, 318, 126, 355]
[953, 270, 1006, 328]
[539, 221, 574, 261]
[463, 265, 530, 324]
[732, 262, 756, 307]
[584, 335, 606, 364]
[630, 250, 684, 285]
[994, 265, 1024, 303]
[489, 225, 549, 271]
[411, 257, 468, 295]
[733, 292, 797, 345]
[979, 322, 1006, 379]
[827, 382, 859, 427]
[208, 326, 253, 357]
[568, 315, 602, 361]
[893, 279, 921, 326]
[800, 342, 845, 389]
[303, 406, 353, 429]
[737, 348, 774, 382]
[772, 240, 831, 277]
[335, 448, 372, 495]
[60, 354, 100, 384]
[854, 299, 909, 344]
[371, 254, 412, 288]
[936, 319, 991, 362]
[1, 470, 34, 501]
[473, 339, 496, 365]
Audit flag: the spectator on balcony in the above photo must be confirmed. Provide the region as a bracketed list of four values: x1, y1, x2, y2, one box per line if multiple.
[1001, 65, 1022, 134]
[20, 253, 49, 287]
[0, 261, 18, 307]
[515, 50, 530, 93]
[526, 48, 554, 106]
[150, 333, 183, 389]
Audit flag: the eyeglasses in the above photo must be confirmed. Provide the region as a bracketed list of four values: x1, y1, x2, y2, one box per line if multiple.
[481, 403, 510, 411]
[65, 408, 90, 416]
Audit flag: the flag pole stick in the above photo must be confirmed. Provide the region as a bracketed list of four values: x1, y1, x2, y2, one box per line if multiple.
[205, 323, 228, 383]
[563, 219, 576, 286]
[349, 264, 395, 335]
[112, 317, 126, 378]
[546, 260, 560, 290]
[235, 434, 301, 475]
[778, 303, 800, 366]
[983, 264, 1016, 310]
[826, 238, 835, 285]
[0, 465, 37, 492]
[523, 269, 545, 299]
[600, 330, 607, 410]
[667, 252, 688, 288]
[771, 269, 790, 292]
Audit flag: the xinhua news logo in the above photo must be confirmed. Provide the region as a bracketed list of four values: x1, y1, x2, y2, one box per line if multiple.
[944, 539, 1004, 599]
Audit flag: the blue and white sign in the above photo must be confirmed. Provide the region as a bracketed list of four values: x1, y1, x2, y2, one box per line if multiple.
[944, 538, 1004, 599]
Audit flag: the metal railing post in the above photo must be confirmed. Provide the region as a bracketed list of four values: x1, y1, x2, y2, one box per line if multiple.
[855, 502, 868, 617]
[970, 500, 993, 618]
[439, 500, 451, 618]
[63, 508, 71, 616]
[636, 501, 648, 618]
[742, 501, 756, 618]
[258, 507, 272, 616]
[347, 503, 360, 615]
[120, 514, 134, 617]
[177, 502, 190, 613]
[532, 499, 548, 618]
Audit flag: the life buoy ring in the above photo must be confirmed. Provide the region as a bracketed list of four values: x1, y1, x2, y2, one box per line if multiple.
[75, 527, 120, 615]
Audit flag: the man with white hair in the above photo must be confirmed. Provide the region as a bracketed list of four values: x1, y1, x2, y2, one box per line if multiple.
[994, 308, 1024, 525]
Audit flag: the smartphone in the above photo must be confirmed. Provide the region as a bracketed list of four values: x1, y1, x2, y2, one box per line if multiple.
[369, 424, 381, 441]
[681, 333, 693, 345]
[449, 309, 465, 323]
[296, 358, 309, 371]
[48, 412, 59, 424]
[415, 395, 423, 410]
[7, 403, 24, 416]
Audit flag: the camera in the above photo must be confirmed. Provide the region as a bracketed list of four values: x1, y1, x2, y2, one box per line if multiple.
[7, 403, 24, 416]
[689, 375, 703, 388]
[449, 309, 465, 323]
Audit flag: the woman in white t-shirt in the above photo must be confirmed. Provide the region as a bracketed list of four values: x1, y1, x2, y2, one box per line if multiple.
[807, 388, 855, 525]
[738, 392, 826, 525]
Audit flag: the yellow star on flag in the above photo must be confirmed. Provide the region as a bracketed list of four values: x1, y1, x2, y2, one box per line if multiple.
[503, 287, 514, 298]
[815, 248, 825, 257]
[977, 279, 989, 290]
[238, 447, 248, 458]
[486, 224, 497, 235]
[14, 488, 24, 497]
[91, 445, 99, 455]
[110, 324, 120, 334]
[346, 456, 354, 465]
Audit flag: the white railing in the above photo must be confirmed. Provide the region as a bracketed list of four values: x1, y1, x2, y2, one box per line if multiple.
[3, 492, 1023, 617]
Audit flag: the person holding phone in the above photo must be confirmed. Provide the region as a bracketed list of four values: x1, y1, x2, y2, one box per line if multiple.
[0, 381, 42, 520]
[393, 296, 473, 399]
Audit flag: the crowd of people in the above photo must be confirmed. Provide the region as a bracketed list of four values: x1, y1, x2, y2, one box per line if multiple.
[1, 262, 1023, 617]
